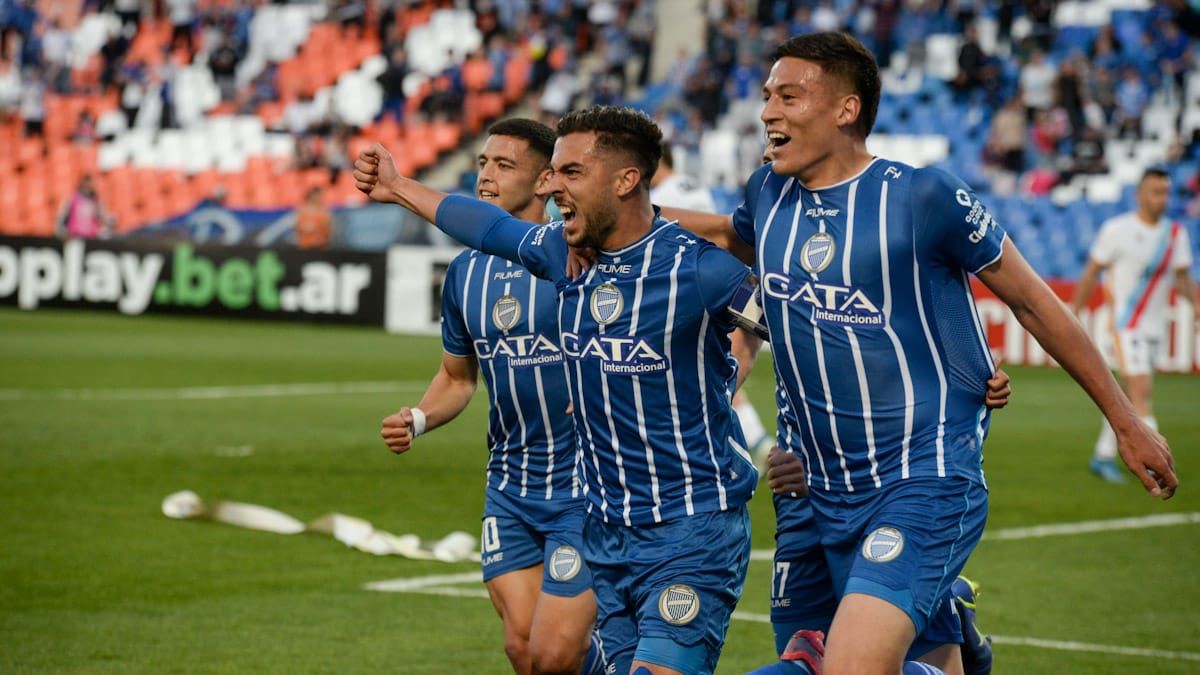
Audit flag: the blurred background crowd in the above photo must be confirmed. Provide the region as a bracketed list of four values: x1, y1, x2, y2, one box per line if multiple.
[1, 0, 1197, 277]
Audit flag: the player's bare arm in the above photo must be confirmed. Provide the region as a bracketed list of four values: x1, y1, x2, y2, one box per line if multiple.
[381, 352, 479, 454]
[730, 328, 764, 391]
[355, 143, 449, 222]
[658, 206, 756, 264]
[977, 238, 1178, 499]
[1070, 258, 1106, 314]
[1176, 268, 1197, 307]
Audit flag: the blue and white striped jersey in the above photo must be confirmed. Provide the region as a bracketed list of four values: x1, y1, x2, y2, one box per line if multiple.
[441, 250, 578, 501]
[436, 195, 760, 526]
[734, 159, 1005, 493]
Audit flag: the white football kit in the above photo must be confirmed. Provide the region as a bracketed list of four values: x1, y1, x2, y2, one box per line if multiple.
[1089, 213, 1193, 376]
[650, 173, 717, 213]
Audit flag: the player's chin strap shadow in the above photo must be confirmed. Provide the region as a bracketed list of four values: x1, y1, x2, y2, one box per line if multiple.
[161, 490, 480, 562]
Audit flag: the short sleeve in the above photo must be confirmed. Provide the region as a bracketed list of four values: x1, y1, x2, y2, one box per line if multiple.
[514, 222, 570, 285]
[440, 255, 473, 357]
[1172, 224, 1193, 270]
[695, 243, 753, 316]
[731, 164, 775, 247]
[912, 167, 1007, 274]
[1089, 220, 1120, 266]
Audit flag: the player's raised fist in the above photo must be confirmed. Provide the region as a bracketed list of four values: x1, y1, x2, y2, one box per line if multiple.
[381, 407, 416, 454]
[355, 143, 401, 204]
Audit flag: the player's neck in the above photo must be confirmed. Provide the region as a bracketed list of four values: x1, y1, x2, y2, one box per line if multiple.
[796, 144, 874, 190]
[512, 198, 549, 224]
[1135, 210, 1162, 227]
[600, 201, 657, 252]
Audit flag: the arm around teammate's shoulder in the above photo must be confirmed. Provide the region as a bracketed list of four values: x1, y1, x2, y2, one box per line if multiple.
[694, 243, 753, 318]
[660, 206, 753, 263]
[976, 239, 1178, 499]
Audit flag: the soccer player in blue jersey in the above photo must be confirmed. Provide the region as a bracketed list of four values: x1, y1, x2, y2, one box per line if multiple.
[359, 105, 761, 675]
[378, 119, 604, 675]
[661, 32, 1177, 675]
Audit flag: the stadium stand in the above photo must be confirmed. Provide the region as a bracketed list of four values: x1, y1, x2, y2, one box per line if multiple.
[2, 0, 1198, 278]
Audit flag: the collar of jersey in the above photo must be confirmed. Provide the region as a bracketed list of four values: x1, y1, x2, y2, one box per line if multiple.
[599, 217, 674, 258]
[797, 156, 882, 192]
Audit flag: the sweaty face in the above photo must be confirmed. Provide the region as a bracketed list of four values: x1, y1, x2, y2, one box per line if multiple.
[476, 135, 545, 216]
[545, 132, 620, 249]
[1137, 175, 1169, 222]
[760, 57, 851, 178]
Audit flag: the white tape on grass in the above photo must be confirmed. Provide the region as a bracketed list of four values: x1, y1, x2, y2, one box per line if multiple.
[0, 381, 427, 401]
[748, 512, 1200, 561]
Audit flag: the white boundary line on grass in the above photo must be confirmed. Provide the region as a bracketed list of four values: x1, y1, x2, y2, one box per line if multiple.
[367, 576, 1200, 662]
[365, 512, 1200, 662]
[0, 381, 427, 401]
[747, 512, 1200, 560]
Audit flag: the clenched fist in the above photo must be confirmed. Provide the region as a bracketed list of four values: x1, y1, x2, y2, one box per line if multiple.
[381, 407, 417, 454]
[354, 143, 403, 204]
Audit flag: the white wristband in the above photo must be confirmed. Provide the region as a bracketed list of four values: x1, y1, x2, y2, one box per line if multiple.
[410, 407, 427, 437]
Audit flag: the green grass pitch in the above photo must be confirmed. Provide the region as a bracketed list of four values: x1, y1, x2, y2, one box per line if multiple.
[1, 308, 1197, 673]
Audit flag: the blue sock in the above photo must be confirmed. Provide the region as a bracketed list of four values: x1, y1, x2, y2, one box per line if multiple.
[582, 631, 607, 675]
[903, 662, 946, 674]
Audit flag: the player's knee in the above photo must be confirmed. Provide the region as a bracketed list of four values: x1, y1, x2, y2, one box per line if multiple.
[824, 646, 900, 675]
[503, 634, 531, 670]
[529, 642, 582, 675]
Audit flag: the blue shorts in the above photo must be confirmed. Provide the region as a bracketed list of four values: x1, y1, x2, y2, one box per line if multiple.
[809, 477, 988, 659]
[583, 507, 751, 675]
[769, 493, 838, 654]
[481, 487, 592, 598]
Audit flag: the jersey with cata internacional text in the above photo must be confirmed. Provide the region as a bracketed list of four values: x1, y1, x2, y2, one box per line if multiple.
[1088, 212, 1193, 339]
[440, 250, 578, 501]
[435, 195, 759, 527]
[733, 158, 1006, 493]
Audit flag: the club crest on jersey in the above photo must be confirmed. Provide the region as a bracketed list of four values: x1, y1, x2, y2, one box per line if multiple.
[658, 584, 700, 625]
[548, 545, 582, 581]
[800, 232, 836, 274]
[590, 283, 624, 325]
[492, 294, 522, 331]
[862, 527, 904, 563]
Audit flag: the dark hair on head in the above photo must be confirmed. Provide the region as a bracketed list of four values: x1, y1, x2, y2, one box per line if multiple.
[1141, 166, 1169, 183]
[556, 105, 663, 190]
[773, 32, 881, 138]
[659, 140, 675, 169]
[487, 118, 557, 164]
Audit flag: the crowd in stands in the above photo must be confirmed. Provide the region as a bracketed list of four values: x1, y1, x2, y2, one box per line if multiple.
[0, 0, 656, 241]
[624, 0, 1198, 276]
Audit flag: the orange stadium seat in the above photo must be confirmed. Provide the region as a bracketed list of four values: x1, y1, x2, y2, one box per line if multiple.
[503, 52, 532, 103]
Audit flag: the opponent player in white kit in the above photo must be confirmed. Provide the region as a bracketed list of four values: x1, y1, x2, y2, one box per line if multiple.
[1073, 167, 1196, 482]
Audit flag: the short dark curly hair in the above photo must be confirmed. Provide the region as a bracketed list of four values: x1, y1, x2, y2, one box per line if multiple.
[556, 105, 663, 190]
[774, 32, 880, 138]
[487, 118, 557, 165]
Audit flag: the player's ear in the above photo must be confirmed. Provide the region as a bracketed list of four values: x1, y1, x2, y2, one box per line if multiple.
[534, 167, 553, 198]
[614, 166, 642, 198]
[836, 93, 861, 130]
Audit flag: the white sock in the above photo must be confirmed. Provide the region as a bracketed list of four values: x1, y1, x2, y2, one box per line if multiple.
[735, 400, 767, 448]
[1094, 419, 1117, 461]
